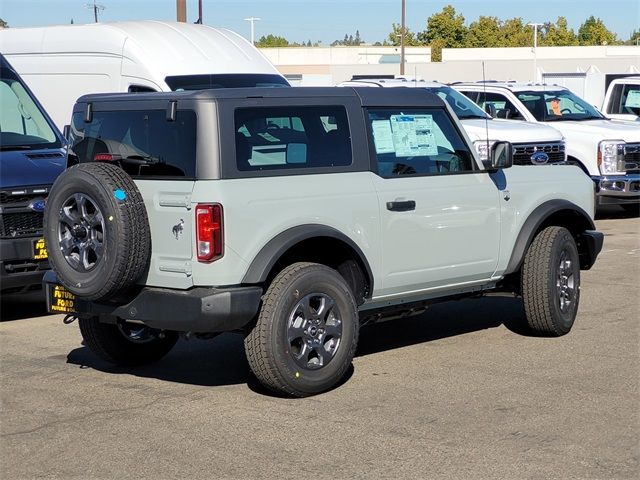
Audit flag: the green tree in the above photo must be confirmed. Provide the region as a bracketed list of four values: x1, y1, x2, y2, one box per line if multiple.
[625, 29, 640, 45]
[465, 16, 502, 48]
[0, 18, 8, 28]
[332, 30, 365, 46]
[501, 18, 531, 47]
[386, 22, 419, 46]
[541, 17, 578, 46]
[418, 5, 467, 47]
[430, 38, 445, 62]
[256, 34, 290, 48]
[578, 16, 617, 45]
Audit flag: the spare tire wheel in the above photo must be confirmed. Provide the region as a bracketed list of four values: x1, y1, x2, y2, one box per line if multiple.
[44, 162, 151, 301]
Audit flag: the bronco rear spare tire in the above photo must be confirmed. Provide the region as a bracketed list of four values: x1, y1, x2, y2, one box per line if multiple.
[44, 162, 150, 301]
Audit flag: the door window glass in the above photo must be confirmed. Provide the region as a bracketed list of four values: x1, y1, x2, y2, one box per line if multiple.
[367, 108, 475, 177]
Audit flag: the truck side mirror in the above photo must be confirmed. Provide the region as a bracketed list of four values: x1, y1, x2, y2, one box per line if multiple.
[63, 124, 71, 140]
[488, 141, 513, 170]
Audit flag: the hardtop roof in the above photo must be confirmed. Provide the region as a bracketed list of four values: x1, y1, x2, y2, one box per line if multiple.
[75, 86, 447, 108]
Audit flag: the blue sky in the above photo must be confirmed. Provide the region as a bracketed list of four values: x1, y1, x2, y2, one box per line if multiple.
[1, 1, 638, 44]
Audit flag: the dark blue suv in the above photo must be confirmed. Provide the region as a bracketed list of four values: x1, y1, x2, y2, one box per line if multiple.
[1, 54, 65, 294]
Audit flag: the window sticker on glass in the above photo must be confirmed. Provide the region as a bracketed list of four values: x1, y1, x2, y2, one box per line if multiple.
[371, 120, 395, 153]
[624, 89, 640, 108]
[390, 115, 438, 157]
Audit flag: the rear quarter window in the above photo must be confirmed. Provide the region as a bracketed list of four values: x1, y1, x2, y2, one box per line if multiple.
[68, 110, 196, 178]
[234, 105, 352, 171]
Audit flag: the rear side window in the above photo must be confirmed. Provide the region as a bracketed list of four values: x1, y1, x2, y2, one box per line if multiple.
[607, 83, 640, 115]
[234, 106, 352, 171]
[367, 108, 475, 177]
[68, 110, 196, 178]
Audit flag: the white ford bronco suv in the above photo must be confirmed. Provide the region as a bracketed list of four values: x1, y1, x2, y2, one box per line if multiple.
[454, 82, 640, 213]
[43, 87, 603, 397]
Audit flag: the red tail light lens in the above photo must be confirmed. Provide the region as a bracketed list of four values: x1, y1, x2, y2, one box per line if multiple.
[196, 203, 223, 262]
[94, 153, 114, 161]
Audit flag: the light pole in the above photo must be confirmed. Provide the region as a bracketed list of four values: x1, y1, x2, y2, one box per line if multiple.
[528, 22, 543, 82]
[85, 0, 105, 23]
[244, 17, 261, 45]
[400, 0, 406, 75]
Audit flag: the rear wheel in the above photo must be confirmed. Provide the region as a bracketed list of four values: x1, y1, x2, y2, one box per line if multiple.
[521, 226, 580, 336]
[244, 262, 359, 397]
[79, 316, 178, 366]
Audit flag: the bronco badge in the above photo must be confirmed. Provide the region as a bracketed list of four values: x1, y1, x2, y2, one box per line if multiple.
[172, 219, 184, 239]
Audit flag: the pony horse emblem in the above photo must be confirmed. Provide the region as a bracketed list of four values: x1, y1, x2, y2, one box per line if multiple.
[172, 219, 185, 239]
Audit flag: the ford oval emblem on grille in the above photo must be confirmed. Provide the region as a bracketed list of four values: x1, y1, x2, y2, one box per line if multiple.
[28, 199, 46, 213]
[531, 152, 549, 165]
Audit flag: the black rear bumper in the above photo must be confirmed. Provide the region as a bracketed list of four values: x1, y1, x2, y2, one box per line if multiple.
[43, 271, 263, 333]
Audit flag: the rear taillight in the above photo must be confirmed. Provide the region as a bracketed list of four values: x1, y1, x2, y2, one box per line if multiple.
[196, 203, 223, 262]
[94, 153, 114, 161]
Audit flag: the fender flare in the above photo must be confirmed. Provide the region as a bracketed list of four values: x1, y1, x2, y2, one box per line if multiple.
[504, 200, 595, 275]
[241, 224, 374, 292]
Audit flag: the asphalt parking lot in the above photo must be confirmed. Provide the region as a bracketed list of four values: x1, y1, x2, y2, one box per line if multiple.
[1, 206, 638, 480]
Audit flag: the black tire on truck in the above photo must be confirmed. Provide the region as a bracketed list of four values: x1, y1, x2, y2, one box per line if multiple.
[79, 316, 178, 366]
[44, 162, 151, 301]
[244, 262, 359, 397]
[521, 226, 581, 336]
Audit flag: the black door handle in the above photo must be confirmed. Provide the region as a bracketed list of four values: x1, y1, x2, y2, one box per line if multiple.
[386, 200, 416, 212]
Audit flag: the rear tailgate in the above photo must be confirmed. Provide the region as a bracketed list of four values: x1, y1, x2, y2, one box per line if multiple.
[135, 179, 195, 289]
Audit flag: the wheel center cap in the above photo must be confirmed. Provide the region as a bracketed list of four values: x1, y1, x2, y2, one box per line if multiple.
[309, 326, 318, 336]
[72, 225, 88, 239]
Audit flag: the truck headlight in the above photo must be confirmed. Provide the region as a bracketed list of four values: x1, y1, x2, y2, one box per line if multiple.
[598, 140, 626, 175]
[474, 140, 497, 162]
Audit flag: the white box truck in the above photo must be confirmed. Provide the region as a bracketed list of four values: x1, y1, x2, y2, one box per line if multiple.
[0, 21, 289, 129]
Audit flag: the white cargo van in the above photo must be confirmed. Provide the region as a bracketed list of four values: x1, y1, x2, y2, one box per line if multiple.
[0, 21, 289, 129]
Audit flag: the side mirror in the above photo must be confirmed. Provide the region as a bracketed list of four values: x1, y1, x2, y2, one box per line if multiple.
[62, 124, 71, 140]
[484, 103, 497, 117]
[487, 141, 513, 170]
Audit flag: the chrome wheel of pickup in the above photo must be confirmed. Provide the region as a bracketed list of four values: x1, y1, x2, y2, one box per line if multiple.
[287, 293, 343, 370]
[556, 250, 576, 314]
[58, 193, 105, 272]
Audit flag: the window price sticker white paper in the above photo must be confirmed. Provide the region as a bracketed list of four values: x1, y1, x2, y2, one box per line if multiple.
[389, 114, 438, 157]
[624, 89, 640, 108]
[371, 120, 395, 153]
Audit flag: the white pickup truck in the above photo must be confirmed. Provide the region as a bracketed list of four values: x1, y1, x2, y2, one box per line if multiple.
[340, 79, 566, 167]
[455, 82, 640, 213]
[602, 76, 640, 122]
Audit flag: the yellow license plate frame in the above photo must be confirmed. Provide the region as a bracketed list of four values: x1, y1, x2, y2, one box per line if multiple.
[48, 284, 77, 314]
[33, 238, 48, 260]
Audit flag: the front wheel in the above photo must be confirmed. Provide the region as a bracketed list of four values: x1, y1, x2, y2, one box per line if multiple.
[244, 262, 359, 397]
[79, 316, 178, 366]
[521, 226, 581, 336]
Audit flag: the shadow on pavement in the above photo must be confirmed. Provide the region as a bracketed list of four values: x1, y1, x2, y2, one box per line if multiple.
[0, 290, 50, 322]
[65, 296, 528, 394]
[595, 205, 639, 220]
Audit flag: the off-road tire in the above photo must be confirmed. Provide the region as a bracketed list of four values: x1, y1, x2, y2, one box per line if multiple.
[44, 162, 150, 301]
[79, 316, 178, 366]
[521, 226, 580, 336]
[244, 262, 359, 397]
